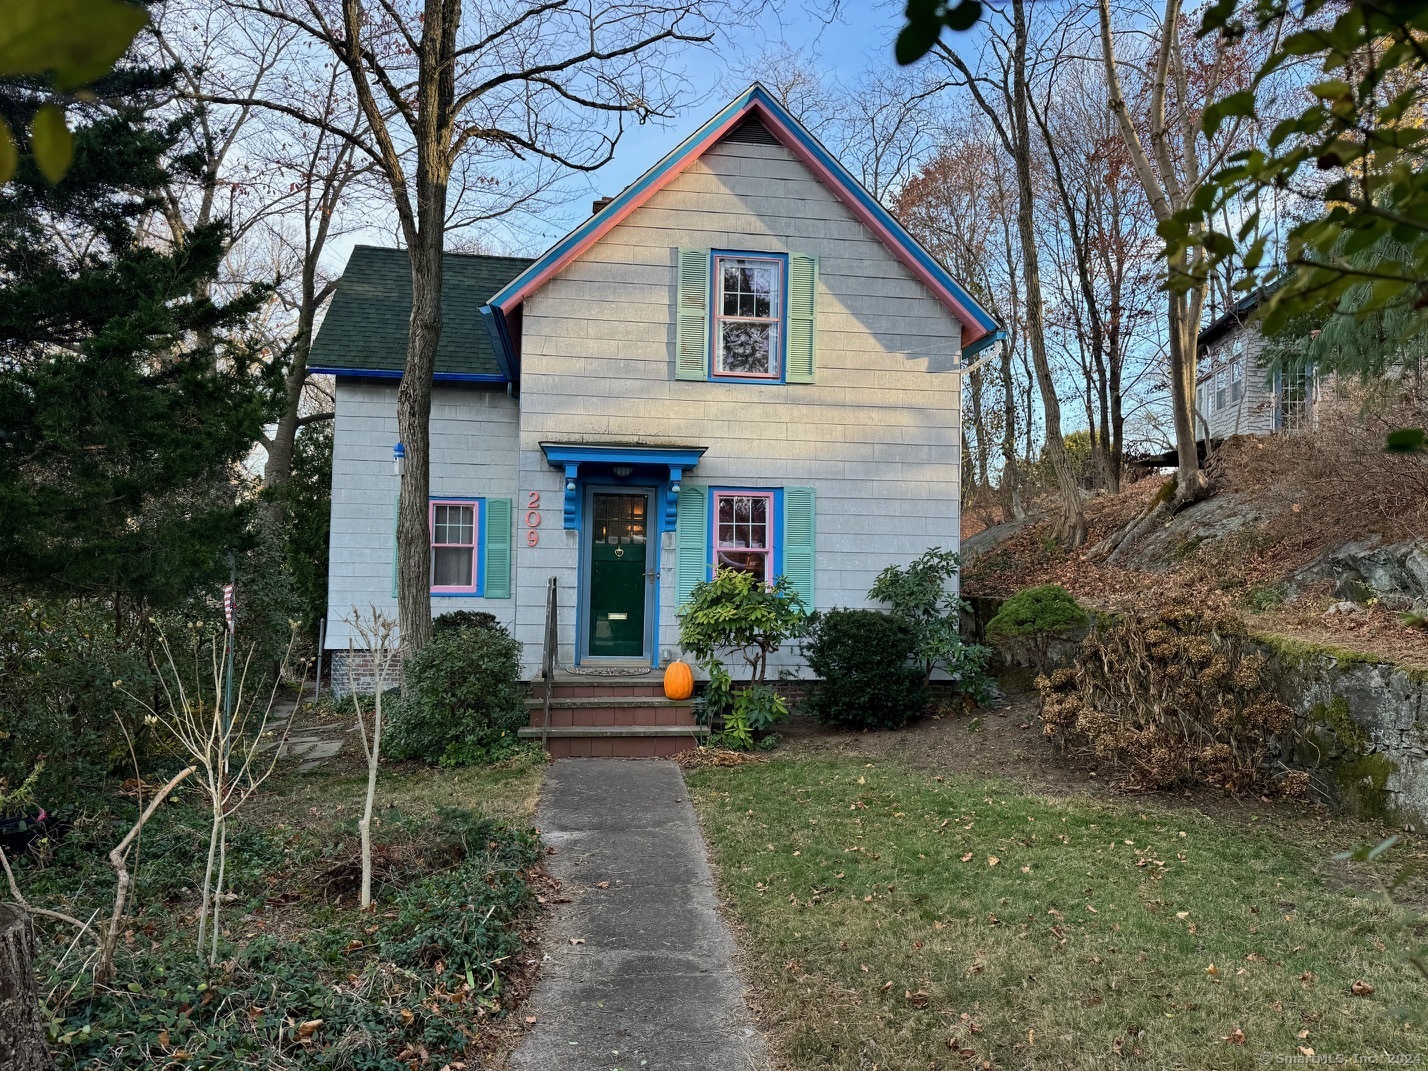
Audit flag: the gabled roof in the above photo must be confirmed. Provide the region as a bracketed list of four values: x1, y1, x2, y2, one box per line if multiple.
[485, 83, 1000, 358]
[308, 245, 533, 381]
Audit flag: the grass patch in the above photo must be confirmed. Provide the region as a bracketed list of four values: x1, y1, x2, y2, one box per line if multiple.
[689, 757, 1428, 1069]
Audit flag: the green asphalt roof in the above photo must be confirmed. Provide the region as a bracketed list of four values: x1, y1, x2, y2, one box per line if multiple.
[308, 245, 533, 378]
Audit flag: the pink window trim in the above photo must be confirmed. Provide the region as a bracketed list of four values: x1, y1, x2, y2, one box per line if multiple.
[713, 491, 775, 578]
[429, 498, 479, 594]
[712, 255, 782, 381]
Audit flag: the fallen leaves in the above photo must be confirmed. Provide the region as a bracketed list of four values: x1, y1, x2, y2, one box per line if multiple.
[1350, 980, 1375, 996]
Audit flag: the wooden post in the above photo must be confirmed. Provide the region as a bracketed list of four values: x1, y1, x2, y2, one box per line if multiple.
[0, 904, 54, 1071]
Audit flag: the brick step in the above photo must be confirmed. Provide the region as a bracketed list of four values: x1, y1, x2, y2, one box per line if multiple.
[517, 724, 707, 758]
[525, 699, 698, 728]
[532, 680, 670, 700]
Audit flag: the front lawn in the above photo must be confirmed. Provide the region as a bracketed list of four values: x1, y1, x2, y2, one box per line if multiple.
[689, 756, 1428, 1069]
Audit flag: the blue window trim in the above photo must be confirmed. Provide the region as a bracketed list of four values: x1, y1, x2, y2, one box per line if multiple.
[429, 495, 486, 598]
[707, 486, 785, 583]
[708, 249, 789, 385]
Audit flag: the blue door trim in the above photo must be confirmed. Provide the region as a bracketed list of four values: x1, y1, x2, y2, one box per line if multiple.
[575, 484, 661, 668]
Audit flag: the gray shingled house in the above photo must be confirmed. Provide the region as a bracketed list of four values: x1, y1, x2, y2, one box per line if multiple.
[1196, 291, 1319, 441]
[308, 85, 1001, 754]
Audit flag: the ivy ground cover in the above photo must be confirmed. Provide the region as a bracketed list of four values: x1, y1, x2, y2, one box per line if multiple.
[688, 757, 1428, 1069]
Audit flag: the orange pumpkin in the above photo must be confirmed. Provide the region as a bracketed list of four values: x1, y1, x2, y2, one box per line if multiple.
[663, 660, 694, 701]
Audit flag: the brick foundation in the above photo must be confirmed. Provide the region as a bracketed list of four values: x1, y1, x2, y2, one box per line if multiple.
[327, 650, 404, 697]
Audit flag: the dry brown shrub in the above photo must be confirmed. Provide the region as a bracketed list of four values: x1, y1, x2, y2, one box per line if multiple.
[1037, 600, 1295, 793]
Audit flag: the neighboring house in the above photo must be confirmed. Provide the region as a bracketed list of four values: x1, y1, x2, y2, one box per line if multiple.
[1196, 291, 1318, 440]
[312, 84, 1000, 700]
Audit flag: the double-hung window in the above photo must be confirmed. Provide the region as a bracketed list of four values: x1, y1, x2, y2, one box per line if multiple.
[1231, 356, 1244, 402]
[1214, 368, 1227, 411]
[430, 499, 479, 593]
[714, 491, 774, 582]
[714, 255, 782, 379]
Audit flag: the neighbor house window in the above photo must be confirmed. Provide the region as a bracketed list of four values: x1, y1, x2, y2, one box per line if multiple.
[714, 255, 782, 379]
[714, 492, 774, 582]
[430, 499, 479, 593]
[1214, 368, 1227, 411]
[1231, 358, 1244, 402]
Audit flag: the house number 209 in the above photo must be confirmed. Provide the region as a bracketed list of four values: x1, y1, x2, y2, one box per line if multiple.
[525, 492, 541, 546]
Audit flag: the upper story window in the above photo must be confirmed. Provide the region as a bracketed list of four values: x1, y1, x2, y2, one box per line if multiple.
[430, 499, 480, 593]
[1214, 368, 1228, 411]
[714, 491, 774, 582]
[1231, 357, 1245, 402]
[714, 255, 783, 380]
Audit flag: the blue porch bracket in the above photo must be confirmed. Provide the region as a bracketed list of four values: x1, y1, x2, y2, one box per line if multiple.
[539, 443, 708, 533]
[562, 463, 581, 528]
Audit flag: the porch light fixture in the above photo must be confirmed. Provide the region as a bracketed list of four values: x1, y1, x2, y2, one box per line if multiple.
[612, 464, 634, 478]
[393, 441, 406, 478]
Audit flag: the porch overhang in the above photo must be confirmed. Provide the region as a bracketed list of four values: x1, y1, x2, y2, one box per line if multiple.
[540, 442, 707, 531]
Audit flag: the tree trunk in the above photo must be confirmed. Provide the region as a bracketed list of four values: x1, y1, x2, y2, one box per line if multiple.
[393, 0, 460, 667]
[0, 905, 53, 1071]
[1011, 0, 1086, 547]
[394, 235, 440, 664]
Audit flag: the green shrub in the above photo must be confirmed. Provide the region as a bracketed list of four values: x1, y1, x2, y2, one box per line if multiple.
[0, 600, 152, 803]
[869, 546, 994, 701]
[804, 609, 928, 730]
[985, 584, 1088, 671]
[432, 610, 507, 637]
[385, 627, 526, 766]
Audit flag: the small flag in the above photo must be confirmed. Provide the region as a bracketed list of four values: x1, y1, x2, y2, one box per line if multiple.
[223, 583, 235, 632]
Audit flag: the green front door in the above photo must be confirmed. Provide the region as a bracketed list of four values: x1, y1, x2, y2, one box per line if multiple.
[587, 492, 650, 658]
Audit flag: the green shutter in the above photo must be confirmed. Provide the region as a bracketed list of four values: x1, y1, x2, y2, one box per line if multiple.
[675, 486, 708, 606]
[786, 254, 818, 383]
[782, 487, 815, 609]
[482, 497, 512, 599]
[676, 248, 710, 380]
[391, 496, 399, 599]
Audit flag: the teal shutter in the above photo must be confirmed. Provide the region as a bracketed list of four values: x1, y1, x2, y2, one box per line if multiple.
[786, 254, 817, 383]
[675, 486, 708, 606]
[782, 487, 815, 609]
[391, 496, 400, 599]
[676, 248, 710, 380]
[482, 498, 512, 599]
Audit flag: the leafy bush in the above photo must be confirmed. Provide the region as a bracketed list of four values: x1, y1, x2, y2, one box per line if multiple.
[985, 584, 1088, 671]
[385, 627, 527, 766]
[0, 599, 151, 802]
[804, 609, 928, 730]
[433, 610, 507, 637]
[680, 570, 806, 749]
[869, 546, 993, 700]
[1037, 602, 1295, 792]
[679, 569, 807, 682]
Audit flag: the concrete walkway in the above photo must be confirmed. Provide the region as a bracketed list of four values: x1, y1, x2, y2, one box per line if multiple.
[512, 759, 767, 1071]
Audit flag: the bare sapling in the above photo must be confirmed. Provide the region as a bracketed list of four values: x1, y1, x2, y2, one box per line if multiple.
[342, 609, 399, 911]
[122, 626, 301, 964]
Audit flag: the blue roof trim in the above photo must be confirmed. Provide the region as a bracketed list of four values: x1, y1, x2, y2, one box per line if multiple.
[488, 83, 999, 341]
[962, 330, 1006, 361]
[478, 305, 517, 382]
[314, 366, 508, 384]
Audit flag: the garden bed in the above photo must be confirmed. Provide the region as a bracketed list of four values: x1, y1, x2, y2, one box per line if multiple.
[12, 741, 548, 1069]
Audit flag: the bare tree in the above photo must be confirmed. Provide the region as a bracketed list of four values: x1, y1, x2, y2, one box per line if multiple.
[236, 0, 724, 659]
[1095, 0, 1255, 511]
[342, 608, 400, 910]
[935, 0, 1087, 545]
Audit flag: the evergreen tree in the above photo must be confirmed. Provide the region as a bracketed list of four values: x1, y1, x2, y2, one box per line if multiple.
[0, 57, 273, 621]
